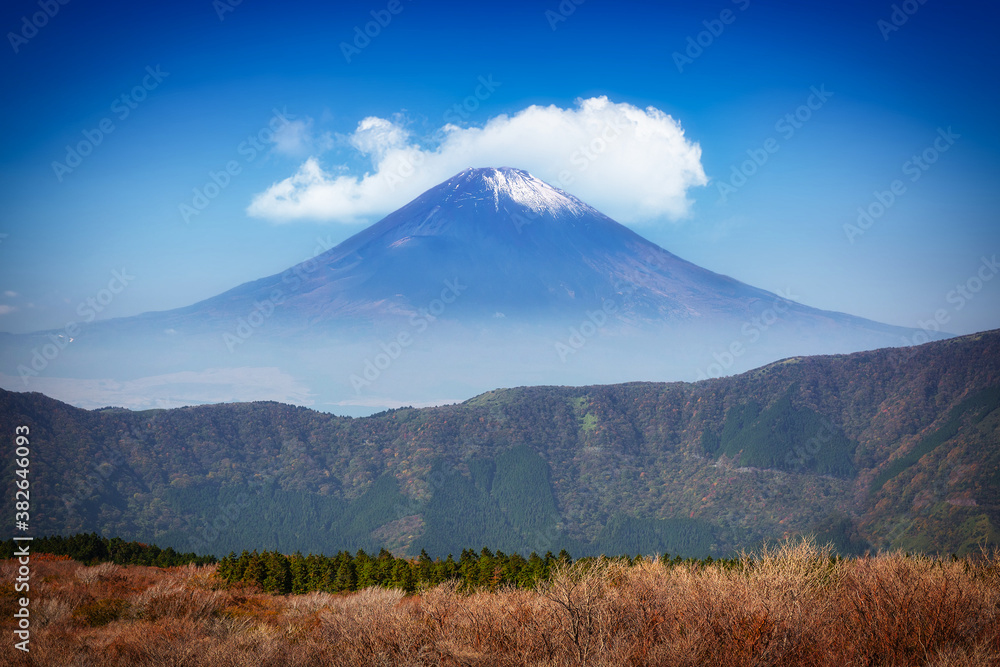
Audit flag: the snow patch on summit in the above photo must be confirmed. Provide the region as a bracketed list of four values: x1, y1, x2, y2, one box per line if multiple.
[457, 167, 592, 217]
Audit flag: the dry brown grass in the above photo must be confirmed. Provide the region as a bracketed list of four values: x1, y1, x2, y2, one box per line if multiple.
[3, 540, 999, 666]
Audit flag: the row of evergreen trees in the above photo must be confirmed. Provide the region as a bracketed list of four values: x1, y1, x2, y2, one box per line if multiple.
[216, 547, 573, 594]
[2, 533, 739, 595]
[214, 547, 720, 594]
[0, 533, 216, 567]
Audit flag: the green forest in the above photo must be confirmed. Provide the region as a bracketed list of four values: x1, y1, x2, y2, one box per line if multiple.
[0, 532, 739, 594]
[0, 533, 214, 567]
[2, 331, 998, 559]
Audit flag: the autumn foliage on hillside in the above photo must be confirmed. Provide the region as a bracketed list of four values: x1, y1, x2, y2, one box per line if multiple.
[3, 540, 1000, 666]
[4, 331, 999, 560]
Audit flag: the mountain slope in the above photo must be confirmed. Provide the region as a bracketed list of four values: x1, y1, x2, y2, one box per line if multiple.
[132, 167, 923, 329]
[3, 330, 997, 558]
[0, 167, 946, 413]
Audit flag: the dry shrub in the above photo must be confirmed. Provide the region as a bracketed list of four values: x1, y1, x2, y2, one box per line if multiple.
[539, 559, 615, 665]
[286, 590, 338, 615]
[840, 552, 1000, 664]
[71, 597, 131, 627]
[925, 641, 1000, 667]
[130, 579, 227, 622]
[438, 586, 557, 666]
[4, 546, 999, 666]
[0, 560, 17, 579]
[170, 563, 221, 590]
[318, 586, 429, 665]
[74, 562, 122, 584]
[220, 592, 288, 627]
[100, 617, 210, 666]
[28, 624, 91, 666]
[419, 580, 462, 633]
[643, 540, 837, 666]
[35, 597, 73, 627]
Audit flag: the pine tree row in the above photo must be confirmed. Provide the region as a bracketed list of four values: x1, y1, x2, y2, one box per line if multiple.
[215, 547, 583, 594]
[0, 533, 215, 567]
[214, 547, 728, 594]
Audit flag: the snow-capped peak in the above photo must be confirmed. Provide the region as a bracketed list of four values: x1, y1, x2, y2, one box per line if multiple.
[449, 167, 592, 217]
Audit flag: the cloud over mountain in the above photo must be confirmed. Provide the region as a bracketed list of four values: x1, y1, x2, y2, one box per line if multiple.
[247, 97, 708, 225]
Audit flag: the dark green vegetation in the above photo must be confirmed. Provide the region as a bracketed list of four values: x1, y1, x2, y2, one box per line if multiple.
[704, 386, 857, 477]
[1, 532, 731, 595]
[214, 545, 735, 595]
[0, 533, 214, 566]
[2, 331, 999, 558]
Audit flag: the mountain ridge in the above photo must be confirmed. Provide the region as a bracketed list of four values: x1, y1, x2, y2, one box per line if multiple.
[3, 329, 997, 558]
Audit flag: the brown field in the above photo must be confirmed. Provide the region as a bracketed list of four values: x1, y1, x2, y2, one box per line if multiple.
[3, 542, 1000, 666]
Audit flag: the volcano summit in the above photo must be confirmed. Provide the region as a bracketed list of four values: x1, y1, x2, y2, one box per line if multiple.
[0, 167, 941, 414]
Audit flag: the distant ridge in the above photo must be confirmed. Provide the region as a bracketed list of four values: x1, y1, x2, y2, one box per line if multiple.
[2, 329, 996, 558]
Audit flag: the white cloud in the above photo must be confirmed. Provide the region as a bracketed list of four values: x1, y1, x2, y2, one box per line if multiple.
[4, 291, 17, 298]
[248, 96, 707, 225]
[0, 305, 15, 315]
[349, 116, 409, 158]
[270, 118, 334, 157]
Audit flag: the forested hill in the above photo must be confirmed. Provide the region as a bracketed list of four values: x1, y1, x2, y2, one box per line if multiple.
[2, 331, 999, 559]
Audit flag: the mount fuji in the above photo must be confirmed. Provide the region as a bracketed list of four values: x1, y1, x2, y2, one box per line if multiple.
[0, 167, 942, 414]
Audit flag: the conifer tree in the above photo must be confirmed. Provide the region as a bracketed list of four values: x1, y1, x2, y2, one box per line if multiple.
[356, 557, 376, 589]
[243, 551, 266, 588]
[390, 558, 416, 593]
[334, 560, 357, 592]
[290, 552, 309, 594]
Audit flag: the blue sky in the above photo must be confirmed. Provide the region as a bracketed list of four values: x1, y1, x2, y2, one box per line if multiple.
[2, 0, 998, 337]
